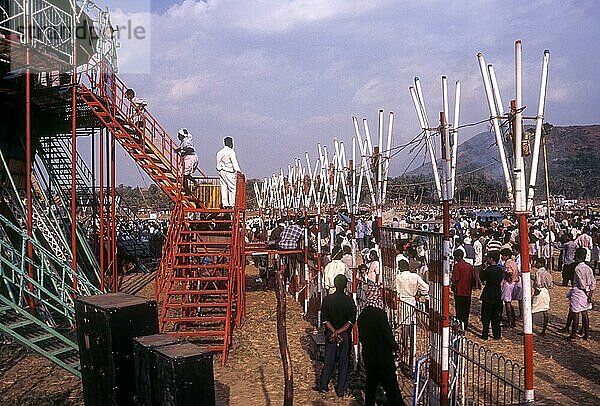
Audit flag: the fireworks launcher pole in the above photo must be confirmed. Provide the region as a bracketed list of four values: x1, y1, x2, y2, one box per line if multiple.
[410, 84, 442, 201]
[440, 111, 452, 406]
[526, 50, 550, 212]
[477, 53, 514, 205]
[513, 40, 535, 404]
[349, 153, 360, 368]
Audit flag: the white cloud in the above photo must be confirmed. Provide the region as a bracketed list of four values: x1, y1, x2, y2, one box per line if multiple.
[167, 0, 211, 19]
[230, 0, 383, 33]
[106, 0, 600, 183]
[109, 5, 152, 74]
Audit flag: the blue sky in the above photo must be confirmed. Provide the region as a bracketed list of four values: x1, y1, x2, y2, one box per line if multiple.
[95, 0, 600, 184]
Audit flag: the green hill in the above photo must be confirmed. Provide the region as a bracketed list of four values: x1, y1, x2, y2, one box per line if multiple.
[398, 125, 600, 202]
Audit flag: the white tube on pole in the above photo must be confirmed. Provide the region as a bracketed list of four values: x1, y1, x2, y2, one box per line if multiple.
[477, 52, 514, 204]
[352, 136, 357, 206]
[363, 118, 374, 159]
[352, 118, 366, 207]
[442, 76, 449, 125]
[333, 139, 341, 200]
[305, 152, 315, 209]
[414, 77, 430, 126]
[488, 65, 506, 117]
[451, 81, 461, 196]
[378, 111, 384, 206]
[409, 85, 442, 200]
[338, 141, 351, 212]
[442, 76, 452, 200]
[322, 146, 331, 206]
[254, 182, 262, 209]
[527, 50, 550, 211]
[311, 157, 320, 209]
[383, 111, 394, 201]
[514, 40, 526, 212]
[359, 138, 377, 207]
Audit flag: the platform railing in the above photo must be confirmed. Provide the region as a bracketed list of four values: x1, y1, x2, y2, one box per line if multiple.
[0, 0, 73, 61]
[92, 64, 181, 177]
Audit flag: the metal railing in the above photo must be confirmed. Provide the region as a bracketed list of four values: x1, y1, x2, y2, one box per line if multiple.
[448, 336, 524, 405]
[0, 0, 73, 60]
[91, 65, 182, 178]
[0, 213, 102, 320]
[377, 225, 525, 405]
[0, 0, 118, 71]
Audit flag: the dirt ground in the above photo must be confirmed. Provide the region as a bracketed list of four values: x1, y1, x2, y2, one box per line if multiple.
[1, 265, 599, 405]
[464, 271, 600, 406]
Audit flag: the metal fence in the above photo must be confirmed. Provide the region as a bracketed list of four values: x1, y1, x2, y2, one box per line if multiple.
[377, 225, 525, 406]
[271, 222, 526, 405]
[448, 335, 525, 405]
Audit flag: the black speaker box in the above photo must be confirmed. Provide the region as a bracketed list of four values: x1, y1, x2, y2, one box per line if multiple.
[154, 342, 216, 406]
[75, 293, 159, 406]
[133, 334, 182, 406]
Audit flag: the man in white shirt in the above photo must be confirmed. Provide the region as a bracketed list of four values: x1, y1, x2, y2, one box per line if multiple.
[216, 137, 242, 208]
[323, 246, 350, 294]
[395, 259, 429, 307]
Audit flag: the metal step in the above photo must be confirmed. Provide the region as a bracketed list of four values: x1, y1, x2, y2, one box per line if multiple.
[0, 298, 81, 377]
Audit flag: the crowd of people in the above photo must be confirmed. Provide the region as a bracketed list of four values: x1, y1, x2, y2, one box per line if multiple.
[252, 205, 598, 402]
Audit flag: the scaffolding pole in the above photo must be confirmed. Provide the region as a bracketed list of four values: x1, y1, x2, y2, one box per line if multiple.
[24, 0, 35, 312]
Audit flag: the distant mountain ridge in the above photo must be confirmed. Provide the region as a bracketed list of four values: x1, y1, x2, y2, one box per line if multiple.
[404, 125, 600, 199]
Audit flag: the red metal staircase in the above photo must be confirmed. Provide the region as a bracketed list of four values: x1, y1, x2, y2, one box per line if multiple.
[156, 175, 246, 363]
[78, 68, 246, 363]
[78, 70, 184, 204]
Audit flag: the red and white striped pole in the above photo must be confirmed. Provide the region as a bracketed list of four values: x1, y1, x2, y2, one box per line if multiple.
[514, 40, 535, 403]
[440, 111, 452, 405]
[303, 210, 309, 315]
[349, 157, 360, 367]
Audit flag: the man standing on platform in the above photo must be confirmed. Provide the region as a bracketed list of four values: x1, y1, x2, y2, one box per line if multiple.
[452, 249, 474, 330]
[314, 274, 356, 398]
[216, 136, 241, 208]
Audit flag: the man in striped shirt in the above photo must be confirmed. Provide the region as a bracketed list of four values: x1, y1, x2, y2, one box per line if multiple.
[486, 232, 503, 254]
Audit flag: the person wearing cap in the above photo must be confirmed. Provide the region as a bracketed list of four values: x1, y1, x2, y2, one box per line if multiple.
[216, 136, 242, 208]
[357, 284, 404, 406]
[175, 128, 198, 194]
[314, 274, 356, 397]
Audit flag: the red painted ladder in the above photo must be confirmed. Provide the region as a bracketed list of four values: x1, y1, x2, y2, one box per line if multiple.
[78, 70, 246, 363]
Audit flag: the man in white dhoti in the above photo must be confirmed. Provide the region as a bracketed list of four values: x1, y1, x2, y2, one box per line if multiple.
[175, 128, 198, 194]
[216, 137, 241, 208]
